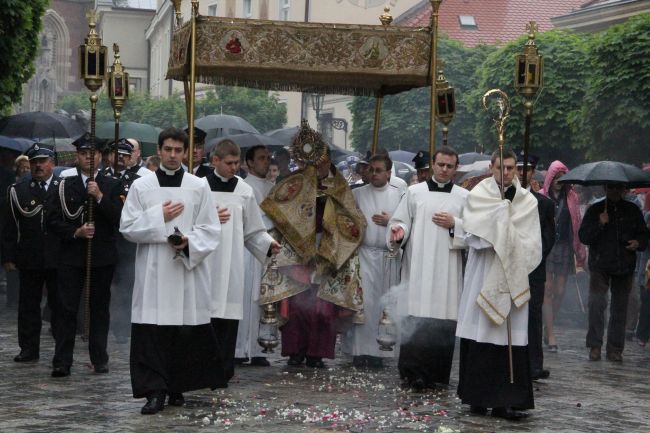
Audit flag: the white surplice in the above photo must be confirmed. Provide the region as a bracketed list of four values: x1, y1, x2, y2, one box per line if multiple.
[235, 174, 274, 358]
[342, 183, 403, 357]
[208, 176, 273, 321]
[455, 176, 541, 346]
[120, 172, 220, 326]
[389, 181, 469, 320]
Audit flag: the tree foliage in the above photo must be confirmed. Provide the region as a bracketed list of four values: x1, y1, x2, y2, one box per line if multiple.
[57, 87, 287, 132]
[467, 30, 590, 167]
[349, 36, 496, 154]
[0, 0, 48, 114]
[578, 13, 650, 163]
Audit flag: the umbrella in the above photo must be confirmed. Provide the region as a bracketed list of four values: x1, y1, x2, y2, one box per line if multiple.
[206, 133, 285, 156]
[0, 111, 85, 141]
[194, 115, 259, 141]
[388, 150, 416, 164]
[0, 135, 30, 153]
[558, 161, 650, 188]
[458, 160, 490, 173]
[459, 152, 490, 165]
[96, 121, 160, 157]
[264, 126, 299, 146]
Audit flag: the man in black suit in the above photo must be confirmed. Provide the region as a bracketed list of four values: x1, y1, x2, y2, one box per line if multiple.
[48, 134, 125, 377]
[517, 153, 555, 380]
[2, 143, 61, 363]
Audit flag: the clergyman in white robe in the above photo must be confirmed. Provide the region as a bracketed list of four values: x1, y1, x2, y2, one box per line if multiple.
[235, 173, 274, 362]
[389, 176, 468, 388]
[205, 170, 274, 381]
[456, 174, 541, 414]
[120, 166, 223, 400]
[342, 181, 403, 365]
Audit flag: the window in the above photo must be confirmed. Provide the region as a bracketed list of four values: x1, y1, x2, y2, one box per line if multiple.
[280, 0, 290, 21]
[459, 15, 477, 29]
[243, 0, 252, 18]
[208, 2, 218, 16]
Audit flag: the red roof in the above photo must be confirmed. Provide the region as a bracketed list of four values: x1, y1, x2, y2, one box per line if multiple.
[397, 0, 586, 47]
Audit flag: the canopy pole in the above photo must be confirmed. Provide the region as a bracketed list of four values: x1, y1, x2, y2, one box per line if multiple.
[187, 0, 199, 174]
[428, 1, 442, 172]
[371, 94, 383, 155]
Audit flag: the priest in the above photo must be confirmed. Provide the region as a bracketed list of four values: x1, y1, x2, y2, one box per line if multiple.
[389, 146, 468, 390]
[206, 140, 279, 382]
[120, 127, 222, 415]
[343, 154, 403, 368]
[455, 149, 542, 420]
[235, 145, 276, 366]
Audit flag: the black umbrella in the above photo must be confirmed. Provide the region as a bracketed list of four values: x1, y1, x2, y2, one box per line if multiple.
[0, 111, 85, 141]
[558, 161, 650, 188]
[459, 152, 491, 165]
[0, 135, 30, 153]
[388, 150, 416, 164]
[206, 133, 285, 156]
[264, 127, 299, 146]
[194, 115, 259, 142]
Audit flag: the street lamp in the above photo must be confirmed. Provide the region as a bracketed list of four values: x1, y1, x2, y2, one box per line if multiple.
[310, 93, 325, 130]
[78, 9, 108, 342]
[108, 43, 129, 173]
[514, 21, 543, 188]
[435, 65, 456, 147]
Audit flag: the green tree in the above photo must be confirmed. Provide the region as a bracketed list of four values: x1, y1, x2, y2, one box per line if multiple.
[578, 13, 650, 163]
[0, 0, 48, 114]
[468, 30, 590, 167]
[57, 87, 287, 132]
[349, 36, 496, 154]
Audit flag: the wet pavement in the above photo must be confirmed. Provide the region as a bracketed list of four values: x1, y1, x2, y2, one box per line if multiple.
[0, 298, 649, 433]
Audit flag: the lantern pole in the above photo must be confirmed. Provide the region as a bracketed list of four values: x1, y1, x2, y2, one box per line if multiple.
[435, 64, 456, 147]
[78, 9, 108, 342]
[108, 43, 129, 174]
[428, 1, 442, 171]
[514, 21, 544, 189]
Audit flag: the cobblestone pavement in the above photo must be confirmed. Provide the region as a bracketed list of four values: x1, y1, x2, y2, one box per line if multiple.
[0, 300, 649, 433]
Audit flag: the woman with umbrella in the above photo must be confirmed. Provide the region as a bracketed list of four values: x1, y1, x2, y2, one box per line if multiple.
[539, 161, 587, 352]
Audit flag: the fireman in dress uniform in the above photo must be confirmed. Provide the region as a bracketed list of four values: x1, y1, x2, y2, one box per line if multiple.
[2, 143, 61, 363]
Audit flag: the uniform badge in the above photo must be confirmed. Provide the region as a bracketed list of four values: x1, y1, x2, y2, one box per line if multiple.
[34, 144, 40, 151]
[30, 200, 36, 205]
[53, 180, 59, 186]
[30, 182, 35, 187]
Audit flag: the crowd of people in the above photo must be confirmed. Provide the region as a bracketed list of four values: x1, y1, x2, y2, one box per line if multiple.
[0, 123, 648, 420]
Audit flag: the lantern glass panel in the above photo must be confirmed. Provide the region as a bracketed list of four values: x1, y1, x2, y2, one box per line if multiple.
[437, 94, 448, 115]
[88, 51, 97, 76]
[517, 59, 526, 86]
[447, 93, 455, 114]
[99, 49, 107, 78]
[124, 74, 130, 98]
[114, 76, 123, 97]
[527, 63, 537, 85]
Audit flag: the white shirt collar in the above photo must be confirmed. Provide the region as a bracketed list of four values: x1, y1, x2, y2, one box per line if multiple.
[431, 176, 451, 189]
[160, 164, 182, 176]
[213, 169, 233, 183]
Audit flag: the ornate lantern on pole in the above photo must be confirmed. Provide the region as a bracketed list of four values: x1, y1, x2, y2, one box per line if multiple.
[435, 65, 456, 147]
[258, 256, 281, 353]
[376, 309, 397, 351]
[514, 21, 543, 188]
[78, 9, 108, 341]
[108, 43, 129, 173]
[310, 93, 325, 131]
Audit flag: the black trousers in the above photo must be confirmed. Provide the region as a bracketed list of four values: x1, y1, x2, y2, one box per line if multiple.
[457, 338, 534, 410]
[17, 268, 58, 355]
[527, 279, 545, 373]
[636, 285, 650, 342]
[586, 270, 633, 353]
[130, 323, 224, 398]
[211, 318, 239, 383]
[398, 317, 456, 387]
[52, 264, 114, 368]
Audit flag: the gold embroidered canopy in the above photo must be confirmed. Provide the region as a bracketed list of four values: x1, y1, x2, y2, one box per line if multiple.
[166, 16, 433, 97]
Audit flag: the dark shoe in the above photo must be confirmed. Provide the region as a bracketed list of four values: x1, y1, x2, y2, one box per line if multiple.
[491, 407, 529, 420]
[305, 357, 325, 368]
[250, 357, 270, 367]
[94, 364, 109, 374]
[410, 378, 427, 392]
[287, 355, 304, 366]
[168, 392, 185, 407]
[367, 357, 384, 369]
[141, 392, 165, 415]
[234, 357, 249, 365]
[547, 344, 558, 353]
[51, 366, 70, 377]
[531, 369, 550, 380]
[14, 351, 39, 363]
[470, 405, 488, 415]
[606, 351, 623, 362]
[352, 356, 367, 368]
[589, 346, 601, 361]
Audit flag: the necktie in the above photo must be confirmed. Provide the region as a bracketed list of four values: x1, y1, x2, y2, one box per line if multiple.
[40, 181, 47, 192]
